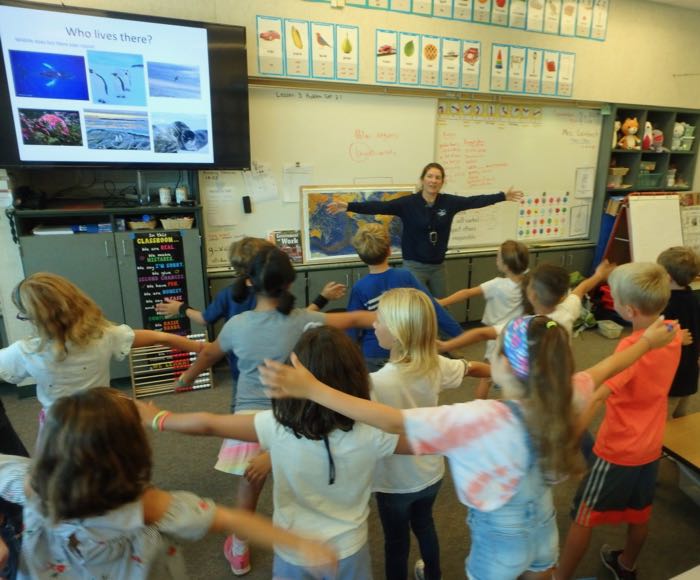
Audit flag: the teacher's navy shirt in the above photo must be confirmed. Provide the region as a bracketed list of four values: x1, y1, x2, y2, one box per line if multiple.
[347, 191, 505, 264]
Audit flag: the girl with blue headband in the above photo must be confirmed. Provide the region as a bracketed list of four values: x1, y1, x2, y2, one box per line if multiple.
[260, 315, 676, 579]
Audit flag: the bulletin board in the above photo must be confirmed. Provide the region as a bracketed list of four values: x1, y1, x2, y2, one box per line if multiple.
[435, 99, 602, 249]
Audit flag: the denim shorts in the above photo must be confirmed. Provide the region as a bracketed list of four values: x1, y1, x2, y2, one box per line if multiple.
[273, 543, 371, 580]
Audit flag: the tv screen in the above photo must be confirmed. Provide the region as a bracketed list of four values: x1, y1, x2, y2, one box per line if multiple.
[0, 1, 250, 169]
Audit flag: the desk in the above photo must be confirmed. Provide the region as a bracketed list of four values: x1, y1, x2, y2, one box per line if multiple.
[663, 413, 700, 472]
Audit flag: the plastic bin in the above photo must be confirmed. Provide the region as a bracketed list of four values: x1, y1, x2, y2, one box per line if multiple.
[635, 172, 663, 188]
[597, 319, 623, 339]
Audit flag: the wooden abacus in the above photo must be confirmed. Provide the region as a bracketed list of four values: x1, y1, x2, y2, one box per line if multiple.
[129, 333, 213, 398]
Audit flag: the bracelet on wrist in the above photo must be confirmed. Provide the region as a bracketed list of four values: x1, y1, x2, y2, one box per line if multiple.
[312, 294, 329, 309]
[178, 303, 190, 316]
[177, 376, 191, 387]
[151, 410, 170, 432]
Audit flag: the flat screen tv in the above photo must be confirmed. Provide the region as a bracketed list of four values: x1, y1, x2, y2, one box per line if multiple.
[0, 0, 250, 169]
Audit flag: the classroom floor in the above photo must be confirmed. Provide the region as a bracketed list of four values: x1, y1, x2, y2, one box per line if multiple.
[3, 328, 700, 580]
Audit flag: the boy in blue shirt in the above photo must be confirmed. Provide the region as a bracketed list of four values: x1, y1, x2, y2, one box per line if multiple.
[348, 223, 463, 371]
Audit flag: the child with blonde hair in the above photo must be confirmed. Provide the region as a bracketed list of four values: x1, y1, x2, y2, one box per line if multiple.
[0, 273, 201, 415]
[657, 245, 700, 418]
[261, 313, 677, 580]
[438, 239, 530, 398]
[348, 223, 463, 372]
[138, 326, 398, 579]
[175, 246, 374, 575]
[370, 288, 488, 580]
[0, 387, 335, 579]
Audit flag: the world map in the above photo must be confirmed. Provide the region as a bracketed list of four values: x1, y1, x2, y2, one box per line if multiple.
[305, 188, 412, 262]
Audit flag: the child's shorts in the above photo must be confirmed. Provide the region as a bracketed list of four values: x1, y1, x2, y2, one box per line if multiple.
[214, 410, 261, 476]
[273, 543, 371, 580]
[571, 453, 659, 527]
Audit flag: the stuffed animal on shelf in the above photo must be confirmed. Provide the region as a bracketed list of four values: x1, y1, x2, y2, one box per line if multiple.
[672, 121, 686, 150]
[612, 120, 621, 149]
[652, 129, 665, 152]
[642, 121, 653, 150]
[618, 117, 641, 150]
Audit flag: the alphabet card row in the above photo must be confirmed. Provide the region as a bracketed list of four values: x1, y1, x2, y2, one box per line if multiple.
[256, 15, 359, 81]
[490, 44, 575, 97]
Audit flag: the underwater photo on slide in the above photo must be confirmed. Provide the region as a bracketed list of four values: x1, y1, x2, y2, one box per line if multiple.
[84, 109, 150, 150]
[147, 61, 201, 99]
[151, 113, 208, 153]
[9, 50, 88, 100]
[87, 51, 146, 106]
[18, 109, 83, 146]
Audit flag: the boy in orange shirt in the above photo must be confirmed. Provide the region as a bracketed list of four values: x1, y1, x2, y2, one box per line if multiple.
[556, 262, 682, 580]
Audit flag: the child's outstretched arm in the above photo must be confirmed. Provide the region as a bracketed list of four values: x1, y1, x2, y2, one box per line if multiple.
[437, 326, 497, 353]
[325, 310, 376, 329]
[307, 281, 347, 312]
[132, 329, 204, 353]
[576, 317, 679, 433]
[177, 340, 226, 386]
[135, 399, 257, 441]
[154, 300, 208, 326]
[437, 286, 482, 307]
[571, 259, 616, 300]
[260, 354, 405, 434]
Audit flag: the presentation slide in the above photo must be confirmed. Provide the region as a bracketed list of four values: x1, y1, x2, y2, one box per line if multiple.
[0, 4, 214, 164]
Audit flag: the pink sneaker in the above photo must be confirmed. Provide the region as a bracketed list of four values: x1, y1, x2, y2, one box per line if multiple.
[224, 535, 251, 576]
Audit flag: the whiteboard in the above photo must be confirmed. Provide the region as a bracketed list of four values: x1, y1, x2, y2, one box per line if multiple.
[628, 194, 683, 262]
[435, 101, 602, 250]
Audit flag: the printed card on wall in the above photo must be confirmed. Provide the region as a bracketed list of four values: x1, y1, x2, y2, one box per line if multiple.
[256, 16, 284, 76]
[560, 0, 577, 35]
[524, 48, 543, 94]
[434, 0, 454, 18]
[134, 231, 191, 335]
[460, 40, 480, 90]
[526, 0, 545, 31]
[440, 38, 461, 88]
[376, 29, 398, 83]
[399, 32, 420, 85]
[368, 0, 390, 8]
[335, 25, 359, 81]
[509, 0, 527, 28]
[390, 0, 412, 12]
[541, 51, 559, 95]
[517, 194, 569, 241]
[491, 0, 510, 26]
[412, 0, 433, 15]
[420, 35, 441, 87]
[311, 22, 334, 79]
[590, 0, 608, 40]
[454, 0, 473, 20]
[490, 44, 508, 91]
[507, 46, 526, 92]
[557, 52, 575, 96]
[543, 0, 562, 34]
[576, 0, 593, 37]
[284, 19, 310, 77]
[473, 0, 492, 23]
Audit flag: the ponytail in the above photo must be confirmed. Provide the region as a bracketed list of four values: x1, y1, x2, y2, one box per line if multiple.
[520, 272, 534, 315]
[525, 318, 582, 479]
[275, 289, 295, 315]
[247, 246, 297, 314]
[231, 275, 251, 304]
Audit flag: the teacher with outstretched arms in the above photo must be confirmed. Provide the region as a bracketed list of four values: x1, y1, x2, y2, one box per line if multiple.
[328, 162, 523, 297]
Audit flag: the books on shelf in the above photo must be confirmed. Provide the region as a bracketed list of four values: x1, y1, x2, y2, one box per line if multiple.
[268, 229, 303, 264]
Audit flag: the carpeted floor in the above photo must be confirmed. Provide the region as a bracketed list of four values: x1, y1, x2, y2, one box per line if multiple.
[2, 328, 699, 579]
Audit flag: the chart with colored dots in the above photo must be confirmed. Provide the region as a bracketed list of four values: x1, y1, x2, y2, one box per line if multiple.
[518, 193, 571, 240]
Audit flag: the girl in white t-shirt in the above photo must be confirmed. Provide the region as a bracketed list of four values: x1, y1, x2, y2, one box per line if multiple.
[370, 288, 489, 580]
[260, 315, 677, 580]
[137, 326, 399, 580]
[438, 240, 530, 398]
[0, 387, 335, 579]
[0, 273, 201, 415]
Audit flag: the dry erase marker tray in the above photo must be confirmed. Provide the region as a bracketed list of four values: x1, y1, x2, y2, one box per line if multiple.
[129, 333, 212, 398]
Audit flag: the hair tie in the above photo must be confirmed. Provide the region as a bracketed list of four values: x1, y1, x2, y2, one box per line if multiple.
[546, 320, 557, 329]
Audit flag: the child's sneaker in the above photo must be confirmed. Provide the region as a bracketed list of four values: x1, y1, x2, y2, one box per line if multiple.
[414, 559, 425, 580]
[224, 535, 251, 576]
[600, 544, 637, 580]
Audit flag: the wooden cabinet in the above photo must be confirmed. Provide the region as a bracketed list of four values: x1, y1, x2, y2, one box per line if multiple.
[534, 247, 593, 274]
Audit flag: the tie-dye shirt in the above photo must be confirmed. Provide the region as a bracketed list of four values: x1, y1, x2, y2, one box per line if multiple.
[403, 371, 594, 511]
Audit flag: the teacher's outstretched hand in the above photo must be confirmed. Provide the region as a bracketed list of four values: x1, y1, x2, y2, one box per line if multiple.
[505, 187, 524, 203]
[327, 200, 349, 214]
